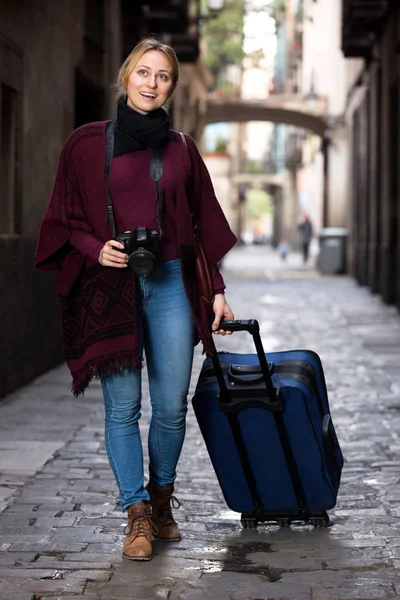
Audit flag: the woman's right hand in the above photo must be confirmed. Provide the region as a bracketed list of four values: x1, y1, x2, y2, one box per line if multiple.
[99, 240, 128, 268]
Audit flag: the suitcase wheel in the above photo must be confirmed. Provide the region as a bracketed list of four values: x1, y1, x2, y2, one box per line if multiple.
[240, 517, 258, 529]
[309, 514, 330, 528]
[278, 518, 290, 528]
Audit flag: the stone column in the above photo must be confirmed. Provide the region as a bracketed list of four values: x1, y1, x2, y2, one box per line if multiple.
[357, 92, 370, 287]
[281, 169, 299, 247]
[379, 12, 397, 305]
[367, 62, 381, 294]
[104, 0, 123, 118]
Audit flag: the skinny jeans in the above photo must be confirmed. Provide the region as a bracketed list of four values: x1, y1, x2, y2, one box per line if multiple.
[100, 259, 196, 511]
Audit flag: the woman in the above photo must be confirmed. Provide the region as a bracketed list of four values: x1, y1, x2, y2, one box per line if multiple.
[35, 38, 237, 562]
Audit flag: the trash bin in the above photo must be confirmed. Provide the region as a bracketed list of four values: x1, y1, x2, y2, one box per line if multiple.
[318, 228, 347, 274]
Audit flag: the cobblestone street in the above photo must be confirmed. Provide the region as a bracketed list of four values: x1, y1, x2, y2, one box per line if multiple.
[1, 245, 400, 599]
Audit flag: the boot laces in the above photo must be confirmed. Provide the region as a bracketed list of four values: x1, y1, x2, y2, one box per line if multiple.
[124, 510, 158, 538]
[161, 493, 181, 525]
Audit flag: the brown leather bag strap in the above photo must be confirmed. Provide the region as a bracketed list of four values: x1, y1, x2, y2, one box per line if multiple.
[179, 133, 214, 312]
[180, 132, 197, 229]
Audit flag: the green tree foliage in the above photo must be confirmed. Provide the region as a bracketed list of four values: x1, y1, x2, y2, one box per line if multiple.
[246, 187, 273, 221]
[202, 0, 289, 92]
[215, 135, 228, 152]
[246, 159, 264, 174]
[202, 0, 246, 90]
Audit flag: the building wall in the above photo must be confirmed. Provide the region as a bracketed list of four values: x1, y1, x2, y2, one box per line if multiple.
[297, 139, 324, 233]
[0, 1, 87, 398]
[300, 0, 349, 232]
[344, 1, 400, 310]
[203, 153, 234, 230]
[171, 61, 212, 141]
[0, 0, 210, 399]
[269, 10, 300, 248]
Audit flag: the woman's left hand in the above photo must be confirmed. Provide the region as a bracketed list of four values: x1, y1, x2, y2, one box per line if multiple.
[212, 294, 234, 335]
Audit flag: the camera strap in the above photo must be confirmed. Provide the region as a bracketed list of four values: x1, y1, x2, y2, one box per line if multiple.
[104, 119, 164, 239]
[149, 148, 164, 238]
[105, 120, 117, 238]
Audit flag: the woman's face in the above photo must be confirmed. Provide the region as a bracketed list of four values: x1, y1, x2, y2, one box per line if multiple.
[126, 50, 175, 115]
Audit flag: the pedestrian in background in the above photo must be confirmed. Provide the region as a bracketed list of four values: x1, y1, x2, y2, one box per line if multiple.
[35, 37, 236, 562]
[298, 211, 313, 264]
[277, 240, 290, 261]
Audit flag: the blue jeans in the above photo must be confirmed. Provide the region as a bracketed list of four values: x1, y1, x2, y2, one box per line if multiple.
[100, 259, 196, 511]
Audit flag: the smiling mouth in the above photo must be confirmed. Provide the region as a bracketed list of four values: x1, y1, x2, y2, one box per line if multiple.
[140, 92, 157, 99]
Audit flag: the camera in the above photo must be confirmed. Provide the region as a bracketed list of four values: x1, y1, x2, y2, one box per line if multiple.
[115, 227, 160, 276]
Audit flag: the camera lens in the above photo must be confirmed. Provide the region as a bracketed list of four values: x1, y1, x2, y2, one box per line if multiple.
[129, 249, 156, 276]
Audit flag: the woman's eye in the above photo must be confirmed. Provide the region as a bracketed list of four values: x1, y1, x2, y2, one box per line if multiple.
[158, 74, 168, 81]
[138, 69, 147, 76]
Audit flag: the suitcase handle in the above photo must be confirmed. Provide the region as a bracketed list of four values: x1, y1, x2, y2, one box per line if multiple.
[218, 319, 259, 334]
[211, 319, 282, 411]
[228, 366, 265, 385]
[210, 321, 307, 513]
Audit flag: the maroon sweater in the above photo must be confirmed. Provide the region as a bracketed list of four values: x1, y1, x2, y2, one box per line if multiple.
[70, 147, 224, 293]
[35, 123, 237, 395]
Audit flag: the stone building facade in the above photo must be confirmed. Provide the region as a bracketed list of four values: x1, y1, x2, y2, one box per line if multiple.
[0, 0, 211, 398]
[341, 0, 400, 310]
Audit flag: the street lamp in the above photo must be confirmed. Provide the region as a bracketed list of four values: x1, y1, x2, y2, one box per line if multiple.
[304, 72, 319, 112]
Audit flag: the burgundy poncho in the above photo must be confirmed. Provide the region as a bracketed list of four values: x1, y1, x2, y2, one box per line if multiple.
[35, 121, 237, 395]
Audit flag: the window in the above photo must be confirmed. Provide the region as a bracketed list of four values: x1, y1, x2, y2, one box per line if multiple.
[0, 83, 21, 234]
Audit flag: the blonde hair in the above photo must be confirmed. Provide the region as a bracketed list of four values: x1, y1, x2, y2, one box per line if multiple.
[116, 38, 179, 100]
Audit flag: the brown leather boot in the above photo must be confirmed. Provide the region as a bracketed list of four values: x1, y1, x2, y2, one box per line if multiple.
[146, 482, 182, 541]
[123, 502, 155, 561]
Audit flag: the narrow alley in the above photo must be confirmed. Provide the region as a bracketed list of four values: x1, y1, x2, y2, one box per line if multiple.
[1, 246, 400, 600]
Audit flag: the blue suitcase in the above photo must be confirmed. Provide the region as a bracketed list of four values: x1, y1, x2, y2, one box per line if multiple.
[192, 320, 343, 528]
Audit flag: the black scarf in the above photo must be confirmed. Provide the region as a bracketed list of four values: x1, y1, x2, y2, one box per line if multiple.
[113, 98, 170, 158]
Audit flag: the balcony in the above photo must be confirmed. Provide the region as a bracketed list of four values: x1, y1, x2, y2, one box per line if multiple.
[141, 0, 200, 62]
[142, 0, 190, 34]
[342, 0, 391, 57]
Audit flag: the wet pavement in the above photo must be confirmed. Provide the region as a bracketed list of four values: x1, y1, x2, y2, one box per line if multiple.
[1, 244, 400, 599]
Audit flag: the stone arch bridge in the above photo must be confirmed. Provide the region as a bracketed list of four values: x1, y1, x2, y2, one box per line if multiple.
[203, 94, 330, 232]
[205, 94, 328, 138]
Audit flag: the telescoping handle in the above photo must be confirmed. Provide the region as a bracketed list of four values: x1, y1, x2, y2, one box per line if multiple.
[210, 319, 281, 408]
[218, 319, 259, 334]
